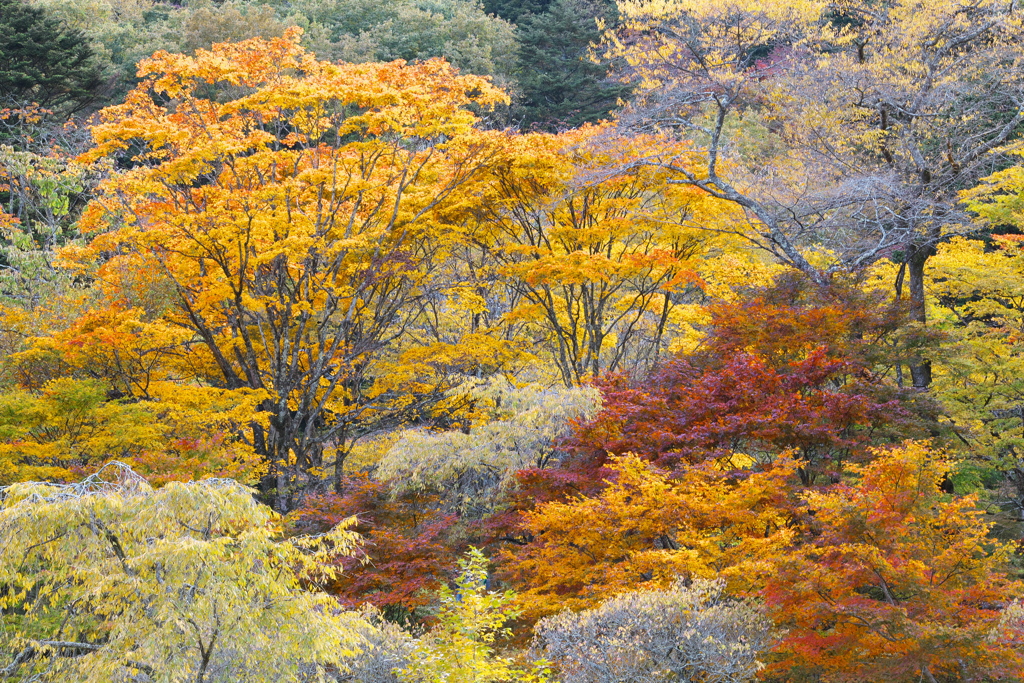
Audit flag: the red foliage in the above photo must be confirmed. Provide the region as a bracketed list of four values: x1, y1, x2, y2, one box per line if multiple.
[505, 276, 940, 519]
[287, 474, 458, 618]
[703, 271, 922, 368]
[762, 442, 1024, 682]
[488, 276, 946, 635]
[568, 348, 915, 485]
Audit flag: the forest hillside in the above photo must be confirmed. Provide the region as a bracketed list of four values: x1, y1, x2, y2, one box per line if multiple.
[4, 0, 1024, 681]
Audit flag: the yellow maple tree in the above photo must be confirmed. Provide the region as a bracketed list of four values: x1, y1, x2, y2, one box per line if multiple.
[61, 29, 513, 504]
[463, 127, 745, 385]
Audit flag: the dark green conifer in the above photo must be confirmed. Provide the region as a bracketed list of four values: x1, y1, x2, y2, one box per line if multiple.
[512, 0, 629, 131]
[482, 0, 551, 25]
[0, 0, 103, 113]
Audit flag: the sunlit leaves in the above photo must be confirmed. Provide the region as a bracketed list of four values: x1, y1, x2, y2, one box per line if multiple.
[66, 31, 512, 496]
[501, 454, 796, 621]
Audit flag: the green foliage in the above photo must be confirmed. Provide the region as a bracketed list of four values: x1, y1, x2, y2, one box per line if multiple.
[0, 136, 101, 309]
[0, 0, 103, 113]
[26, 0, 152, 97]
[169, 1, 295, 56]
[481, 0, 549, 24]
[261, 0, 518, 82]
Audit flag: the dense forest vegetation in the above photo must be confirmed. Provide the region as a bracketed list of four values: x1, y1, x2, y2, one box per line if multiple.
[4, 0, 1024, 680]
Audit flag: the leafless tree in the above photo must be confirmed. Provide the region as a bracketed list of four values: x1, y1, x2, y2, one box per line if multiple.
[606, 0, 1024, 385]
[534, 578, 775, 683]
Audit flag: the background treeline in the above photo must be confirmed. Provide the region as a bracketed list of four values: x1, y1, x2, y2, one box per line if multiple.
[0, 0, 625, 130]
[5, 0, 1024, 682]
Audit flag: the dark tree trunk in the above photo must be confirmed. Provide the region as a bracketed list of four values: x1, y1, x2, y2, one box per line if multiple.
[906, 244, 935, 388]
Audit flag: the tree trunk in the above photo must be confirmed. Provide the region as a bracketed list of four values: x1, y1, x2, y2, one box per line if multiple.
[907, 245, 934, 388]
[334, 429, 349, 494]
[275, 460, 288, 512]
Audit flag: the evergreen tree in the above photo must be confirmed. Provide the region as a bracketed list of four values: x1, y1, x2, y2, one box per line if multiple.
[482, 0, 550, 24]
[0, 0, 103, 113]
[513, 0, 629, 131]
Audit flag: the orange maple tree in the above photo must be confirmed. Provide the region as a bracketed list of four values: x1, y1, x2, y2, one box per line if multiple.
[764, 441, 1024, 683]
[499, 453, 797, 622]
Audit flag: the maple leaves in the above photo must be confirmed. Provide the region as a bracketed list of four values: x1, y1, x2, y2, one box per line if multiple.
[4, 21, 1024, 683]
[487, 280, 1023, 679]
[501, 453, 796, 621]
[286, 474, 458, 616]
[545, 275, 940, 492]
[572, 351, 889, 480]
[765, 442, 1024, 682]
[470, 128, 720, 385]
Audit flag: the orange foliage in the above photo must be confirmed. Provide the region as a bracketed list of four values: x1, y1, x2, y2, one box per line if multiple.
[58, 29, 512, 497]
[765, 441, 1024, 682]
[500, 453, 797, 622]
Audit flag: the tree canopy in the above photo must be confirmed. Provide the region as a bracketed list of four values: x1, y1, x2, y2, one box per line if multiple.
[5, 8, 1024, 682]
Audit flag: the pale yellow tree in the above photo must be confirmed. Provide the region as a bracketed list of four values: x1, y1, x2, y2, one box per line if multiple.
[0, 463, 368, 682]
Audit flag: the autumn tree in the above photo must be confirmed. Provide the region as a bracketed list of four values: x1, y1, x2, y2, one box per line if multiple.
[604, 0, 1024, 386]
[764, 441, 1024, 682]
[500, 454, 796, 622]
[924, 158, 1024, 529]
[399, 548, 550, 683]
[468, 129, 724, 386]
[483, 275, 939, 580]
[375, 378, 601, 515]
[282, 379, 599, 617]
[0, 462, 369, 682]
[554, 275, 940, 489]
[0, 377, 265, 486]
[286, 474, 459, 620]
[65, 31, 511, 506]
